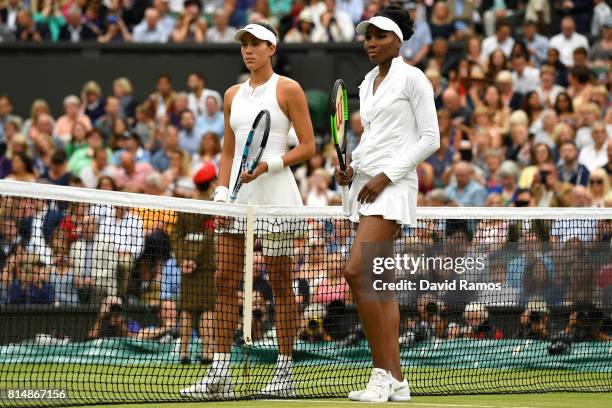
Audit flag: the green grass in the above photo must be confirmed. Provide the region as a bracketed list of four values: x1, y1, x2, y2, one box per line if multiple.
[1, 364, 610, 407]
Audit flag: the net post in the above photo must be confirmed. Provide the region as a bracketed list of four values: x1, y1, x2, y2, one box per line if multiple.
[243, 205, 254, 347]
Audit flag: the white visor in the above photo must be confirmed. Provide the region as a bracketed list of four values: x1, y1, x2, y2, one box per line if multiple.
[356, 16, 403, 41]
[234, 23, 277, 45]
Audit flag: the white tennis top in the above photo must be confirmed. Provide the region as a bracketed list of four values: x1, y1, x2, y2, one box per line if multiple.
[351, 56, 440, 185]
[228, 73, 302, 206]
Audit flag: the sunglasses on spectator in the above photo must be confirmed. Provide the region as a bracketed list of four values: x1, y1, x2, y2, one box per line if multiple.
[589, 179, 603, 185]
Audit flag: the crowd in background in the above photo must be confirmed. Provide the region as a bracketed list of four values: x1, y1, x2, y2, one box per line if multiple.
[0, 0, 611, 348]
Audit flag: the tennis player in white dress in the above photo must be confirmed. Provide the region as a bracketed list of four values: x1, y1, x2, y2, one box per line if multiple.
[335, 6, 440, 403]
[180, 22, 316, 399]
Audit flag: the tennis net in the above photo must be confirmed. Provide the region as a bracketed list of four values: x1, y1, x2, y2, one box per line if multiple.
[0, 179, 611, 406]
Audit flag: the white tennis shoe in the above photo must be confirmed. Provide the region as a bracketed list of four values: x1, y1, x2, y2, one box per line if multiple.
[348, 368, 411, 402]
[259, 368, 297, 398]
[179, 367, 235, 400]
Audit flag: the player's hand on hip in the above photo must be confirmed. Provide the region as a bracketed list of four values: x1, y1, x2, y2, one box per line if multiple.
[240, 162, 268, 184]
[334, 166, 353, 186]
[357, 172, 391, 203]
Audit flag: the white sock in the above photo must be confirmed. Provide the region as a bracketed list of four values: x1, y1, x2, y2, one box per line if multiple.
[212, 352, 231, 371]
[276, 354, 293, 375]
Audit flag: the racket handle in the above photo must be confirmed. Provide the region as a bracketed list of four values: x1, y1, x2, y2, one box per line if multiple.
[341, 185, 350, 217]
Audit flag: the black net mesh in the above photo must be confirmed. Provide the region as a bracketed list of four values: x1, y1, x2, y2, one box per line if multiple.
[0, 184, 611, 406]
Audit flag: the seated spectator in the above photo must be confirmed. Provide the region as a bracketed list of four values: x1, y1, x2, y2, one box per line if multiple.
[531, 162, 573, 207]
[186, 72, 222, 119]
[590, 16, 612, 68]
[496, 160, 519, 206]
[171, 0, 207, 43]
[400, 2, 431, 68]
[520, 258, 564, 306]
[81, 81, 105, 124]
[519, 143, 553, 189]
[553, 92, 576, 127]
[58, 5, 98, 42]
[522, 91, 545, 134]
[514, 300, 550, 340]
[504, 123, 532, 167]
[575, 103, 601, 150]
[312, 9, 352, 42]
[133, 7, 169, 43]
[578, 121, 609, 172]
[112, 132, 151, 166]
[586, 168, 610, 208]
[536, 65, 565, 110]
[191, 132, 221, 174]
[162, 150, 193, 197]
[48, 227, 82, 306]
[199, 95, 224, 139]
[284, 9, 315, 43]
[15, 9, 50, 42]
[448, 303, 504, 339]
[6, 152, 36, 182]
[522, 19, 548, 66]
[481, 85, 510, 134]
[148, 74, 176, 121]
[305, 168, 335, 206]
[63, 121, 89, 158]
[0, 0, 21, 34]
[97, 14, 132, 43]
[8, 252, 54, 304]
[133, 105, 157, 150]
[54, 95, 92, 144]
[441, 87, 471, 125]
[87, 296, 139, 339]
[481, 20, 514, 61]
[400, 294, 449, 345]
[567, 66, 594, 110]
[207, 9, 237, 43]
[557, 141, 590, 186]
[429, 1, 455, 40]
[549, 16, 589, 68]
[21, 99, 53, 140]
[112, 151, 154, 193]
[39, 150, 71, 186]
[112, 77, 138, 123]
[562, 301, 610, 342]
[67, 129, 111, 178]
[445, 161, 488, 206]
[495, 70, 523, 111]
[151, 126, 182, 172]
[153, 0, 176, 36]
[94, 96, 122, 142]
[178, 110, 205, 156]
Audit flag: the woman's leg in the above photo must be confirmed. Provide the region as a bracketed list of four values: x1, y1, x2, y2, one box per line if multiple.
[213, 233, 245, 353]
[344, 215, 402, 380]
[180, 310, 192, 359]
[265, 254, 299, 357]
[199, 310, 214, 361]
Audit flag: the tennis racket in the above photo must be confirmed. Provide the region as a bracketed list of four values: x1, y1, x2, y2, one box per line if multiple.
[229, 109, 271, 203]
[330, 79, 350, 215]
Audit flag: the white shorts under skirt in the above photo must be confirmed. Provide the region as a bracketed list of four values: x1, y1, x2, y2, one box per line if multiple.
[348, 172, 418, 226]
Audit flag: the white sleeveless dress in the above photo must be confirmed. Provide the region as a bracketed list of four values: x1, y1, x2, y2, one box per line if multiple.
[229, 73, 302, 206]
[225, 74, 302, 256]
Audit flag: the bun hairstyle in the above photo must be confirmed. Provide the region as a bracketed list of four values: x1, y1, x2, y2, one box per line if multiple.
[376, 5, 414, 41]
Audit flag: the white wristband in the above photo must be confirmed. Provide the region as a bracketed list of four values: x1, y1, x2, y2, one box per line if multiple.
[265, 156, 284, 174]
[214, 186, 229, 202]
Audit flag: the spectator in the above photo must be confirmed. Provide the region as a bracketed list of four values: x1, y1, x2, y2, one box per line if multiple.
[98, 14, 133, 43]
[305, 168, 335, 206]
[590, 16, 612, 67]
[79, 147, 114, 189]
[8, 252, 54, 304]
[578, 121, 609, 172]
[521, 19, 548, 66]
[207, 9, 237, 43]
[113, 151, 154, 193]
[505, 123, 531, 167]
[94, 96, 122, 142]
[557, 141, 590, 186]
[15, 9, 50, 42]
[178, 110, 205, 156]
[54, 95, 93, 144]
[448, 302, 503, 339]
[312, 0, 354, 42]
[191, 132, 221, 174]
[39, 150, 71, 186]
[6, 152, 36, 182]
[531, 162, 573, 207]
[495, 70, 523, 111]
[550, 16, 589, 67]
[112, 77, 138, 122]
[80, 81, 105, 124]
[481, 20, 514, 60]
[533, 109, 558, 148]
[247, 0, 279, 29]
[511, 52, 540, 95]
[133, 8, 169, 43]
[148, 74, 176, 120]
[562, 301, 610, 341]
[401, 2, 431, 68]
[496, 160, 520, 206]
[87, 296, 137, 339]
[429, 1, 455, 40]
[48, 227, 82, 306]
[514, 300, 551, 339]
[153, 0, 176, 36]
[347, 111, 362, 154]
[575, 103, 601, 150]
[20, 99, 51, 140]
[63, 121, 88, 158]
[58, 5, 98, 42]
[567, 66, 594, 110]
[522, 91, 545, 134]
[553, 92, 575, 126]
[113, 131, 151, 165]
[151, 126, 182, 172]
[592, 0, 612, 37]
[67, 129, 111, 176]
[171, 0, 207, 43]
[536, 65, 565, 109]
[0, 0, 21, 33]
[284, 9, 315, 43]
[0, 94, 22, 141]
[441, 87, 471, 124]
[445, 161, 488, 206]
[519, 143, 553, 189]
[587, 168, 610, 208]
[512, 188, 536, 207]
[484, 48, 507, 84]
[199, 95, 224, 139]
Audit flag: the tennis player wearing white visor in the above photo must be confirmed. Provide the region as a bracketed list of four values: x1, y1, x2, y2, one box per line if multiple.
[180, 21, 316, 399]
[334, 6, 440, 403]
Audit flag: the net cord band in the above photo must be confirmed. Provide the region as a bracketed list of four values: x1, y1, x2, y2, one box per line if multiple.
[243, 205, 254, 346]
[0, 180, 611, 220]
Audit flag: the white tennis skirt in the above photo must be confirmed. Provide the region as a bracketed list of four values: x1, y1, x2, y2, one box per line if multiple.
[348, 172, 418, 226]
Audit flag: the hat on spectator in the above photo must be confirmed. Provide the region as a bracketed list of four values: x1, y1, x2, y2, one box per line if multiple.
[193, 161, 217, 186]
[298, 9, 314, 24]
[526, 300, 550, 315]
